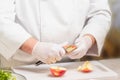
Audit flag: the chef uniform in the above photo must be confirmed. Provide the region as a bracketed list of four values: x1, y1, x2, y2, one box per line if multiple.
[0, 0, 111, 68]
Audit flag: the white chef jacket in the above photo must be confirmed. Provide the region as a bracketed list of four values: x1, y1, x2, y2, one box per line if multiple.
[0, 0, 111, 67]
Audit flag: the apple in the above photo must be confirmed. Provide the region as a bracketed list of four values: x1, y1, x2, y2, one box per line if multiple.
[77, 61, 93, 73]
[63, 45, 77, 53]
[50, 66, 67, 77]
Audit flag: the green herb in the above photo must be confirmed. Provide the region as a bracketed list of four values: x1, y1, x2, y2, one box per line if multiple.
[0, 69, 16, 80]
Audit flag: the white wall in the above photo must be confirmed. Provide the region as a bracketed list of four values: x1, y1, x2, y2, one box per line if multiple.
[110, 0, 120, 28]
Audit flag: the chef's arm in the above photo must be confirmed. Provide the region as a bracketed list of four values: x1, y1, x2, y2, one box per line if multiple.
[83, 34, 96, 46]
[20, 36, 96, 55]
[80, 0, 111, 56]
[0, 0, 31, 59]
[20, 37, 38, 54]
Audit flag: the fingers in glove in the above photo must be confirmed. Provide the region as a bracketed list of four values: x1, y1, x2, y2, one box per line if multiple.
[51, 44, 66, 58]
[68, 51, 86, 59]
[68, 46, 86, 59]
[59, 42, 69, 56]
[55, 57, 62, 61]
[50, 58, 57, 64]
[68, 47, 81, 56]
[59, 48, 66, 57]
[45, 57, 56, 64]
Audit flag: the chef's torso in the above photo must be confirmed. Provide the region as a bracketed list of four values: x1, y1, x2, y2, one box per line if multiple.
[15, 0, 90, 43]
[1, 0, 90, 67]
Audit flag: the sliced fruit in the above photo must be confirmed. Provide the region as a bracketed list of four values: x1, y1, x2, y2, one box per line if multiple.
[77, 61, 93, 73]
[50, 66, 67, 77]
[63, 45, 77, 53]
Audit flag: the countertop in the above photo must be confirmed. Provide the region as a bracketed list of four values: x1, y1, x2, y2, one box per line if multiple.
[98, 58, 120, 80]
[12, 58, 120, 80]
[1, 58, 120, 80]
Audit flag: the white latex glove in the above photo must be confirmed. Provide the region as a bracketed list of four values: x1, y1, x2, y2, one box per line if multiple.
[68, 36, 92, 59]
[32, 42, 68, 64]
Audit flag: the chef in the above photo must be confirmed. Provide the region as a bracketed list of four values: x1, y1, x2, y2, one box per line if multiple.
[0, 0, 111, 68]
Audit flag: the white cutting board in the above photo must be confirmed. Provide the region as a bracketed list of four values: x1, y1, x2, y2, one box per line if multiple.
[13, 61, 118, 80]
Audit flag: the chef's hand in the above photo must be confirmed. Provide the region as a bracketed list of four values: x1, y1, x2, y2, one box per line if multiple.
[32, 42, 68, 64]
[67, 35, 94, 59]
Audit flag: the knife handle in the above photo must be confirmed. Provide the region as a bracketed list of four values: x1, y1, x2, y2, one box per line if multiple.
[35, 61, 43, 66]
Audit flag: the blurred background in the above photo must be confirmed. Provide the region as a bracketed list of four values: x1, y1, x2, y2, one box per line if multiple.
[81, 0, 120, 61]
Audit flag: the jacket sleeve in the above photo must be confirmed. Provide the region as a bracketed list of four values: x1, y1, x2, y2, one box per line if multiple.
[80, 0, 112, 56]
[0, 0, 31, 59]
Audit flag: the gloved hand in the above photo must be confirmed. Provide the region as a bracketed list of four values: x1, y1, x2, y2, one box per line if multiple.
[67, 36, 93, 59]
[32, 42, 68, 64]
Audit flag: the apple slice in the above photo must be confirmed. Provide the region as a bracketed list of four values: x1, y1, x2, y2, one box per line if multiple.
[63, 45, 77, 53]
[77, 61, 93, 73]
[50, 66, 67, 77]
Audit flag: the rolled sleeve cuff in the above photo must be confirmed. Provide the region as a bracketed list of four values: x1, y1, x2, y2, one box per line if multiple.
[0, 33, 31, 60]
[80, 24, 107, 56]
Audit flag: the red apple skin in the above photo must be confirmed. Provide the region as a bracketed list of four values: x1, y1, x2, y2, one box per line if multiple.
[50, 66, 66, 77]
[81, 68, 92, 73]
[63, 45, 77, 53]
[77, 61, 93, 73]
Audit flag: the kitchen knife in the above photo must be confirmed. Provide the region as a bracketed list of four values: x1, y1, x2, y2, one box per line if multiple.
[35, 45, 77, 66]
